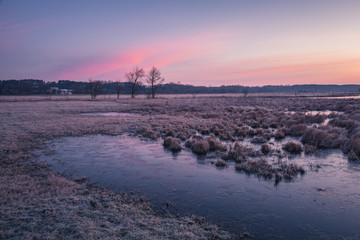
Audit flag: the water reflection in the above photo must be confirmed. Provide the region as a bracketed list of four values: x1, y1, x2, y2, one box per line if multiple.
[39, 135, 360, 239]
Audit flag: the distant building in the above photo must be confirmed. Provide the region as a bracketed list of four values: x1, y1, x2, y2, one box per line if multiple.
[50, 87, 59, 94]
[59, 89, 73, 95]
[50, 87, 73, 95]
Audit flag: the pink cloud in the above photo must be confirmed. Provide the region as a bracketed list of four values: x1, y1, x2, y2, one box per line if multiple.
[53, 30, 230, 81]
[49, 29, 360, 86]
[162, 53, 360, 86]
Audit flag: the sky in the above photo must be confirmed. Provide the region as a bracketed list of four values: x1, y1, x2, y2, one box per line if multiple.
[0, 0, 359, 86]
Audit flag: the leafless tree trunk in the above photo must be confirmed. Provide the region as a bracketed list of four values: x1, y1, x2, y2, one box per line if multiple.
[114, 81, 122, 99]
[146, 66, 164, 98]
[125, 66, 145, 98]
[86, 79, 103, 100]
[242, 87, 250, 98]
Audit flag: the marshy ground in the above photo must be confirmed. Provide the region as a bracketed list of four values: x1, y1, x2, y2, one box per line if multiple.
[1, 94, 360, 239]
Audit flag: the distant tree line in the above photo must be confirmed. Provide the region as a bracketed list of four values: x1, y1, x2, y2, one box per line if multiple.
[1, 79, 360, 96]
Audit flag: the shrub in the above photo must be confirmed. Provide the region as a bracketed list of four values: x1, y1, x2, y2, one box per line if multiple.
[163, 137, 182, 152]
[261, 144, 271, 154]
[207, 136, 226, 151]
[191, 139, 210, 155]
[234, 127, 247, 138]
[289, 124, 307, 136]
[235, 159, 273, 179]
[346, 132, 360, 161]
[280, 163, 305, 180]
[185, 139, 195, 148]
[222, 141, 246, 162]
[176, 131, 190, 141]
[283, 141, 303, 154]
[306, 113, 326, 124]
[163, 136, 173, 147]
[198, 125, 210, 135]
[214, 159, 227, 167]
[304, 144, 317, 154]
[331, 117, 360, 133]
[251, 136, 267, 144]
[137, 126, 158, 140]
[165, 130, 175, 137]
[301, 126, 346, 149]
[274, 130, 285, 140]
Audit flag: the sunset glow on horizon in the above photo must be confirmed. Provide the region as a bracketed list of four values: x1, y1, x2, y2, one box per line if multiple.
[0, 0, 359, 86]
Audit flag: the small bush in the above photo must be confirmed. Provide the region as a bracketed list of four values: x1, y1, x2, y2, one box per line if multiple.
[301, 127, 345, 149]
[261, 144, 271, 154]
[274, 130, 285, 140]
[283, 141, 303, 154]
[235, 127, 247, 138]
[251, 136, 267, 144]
[176, 131, 190, 141]
[222, 142, 246, 162]
[306, 113, 326, 124]
[235, 159, 273, 179]
[191, 139, 210, 155]
[346, 132, 360, 161]
[281, 163, 305, 180]
[304, 144, 317, 154]
[207, 136, 226, 151]
[185, 139, 195, 148]
[289, 124, 307, 136]
[163, 137, 182, 152]
[214, 159, 227, 167]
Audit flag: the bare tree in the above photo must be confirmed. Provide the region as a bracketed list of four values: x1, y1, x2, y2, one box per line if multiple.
[242, 87, 250, 98]
[114, 81, 122, 99]
[146, 66, 164, 98]
[125, 66, 145, 98]
[86, 79, 103, 100]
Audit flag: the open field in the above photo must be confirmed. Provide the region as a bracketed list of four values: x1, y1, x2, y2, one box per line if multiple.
[1, 95, 360, 239]
[0, 91, 359, 102]
[0, 97, 235, 239]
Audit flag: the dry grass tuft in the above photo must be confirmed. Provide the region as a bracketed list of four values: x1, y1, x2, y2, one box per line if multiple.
[207, 135, 226, 152]
[304, 144, 317, 154]
[261, 144, 271, 154]
[301, 126, 346, 149]
[274, 130, 285, 140]
[191, 139, 210, 155]
[283, 141, 303, 154]
[222, 142, 246, 163]
[163, 136, 182, 152]
[343, 132, 360, 161]
[214, 159, 227, 167]
[251, 136, 267, 144]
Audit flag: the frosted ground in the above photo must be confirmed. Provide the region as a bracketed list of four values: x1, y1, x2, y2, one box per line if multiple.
[1, 94, 359, 239]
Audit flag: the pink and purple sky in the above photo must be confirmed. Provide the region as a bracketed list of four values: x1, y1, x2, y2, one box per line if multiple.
[0, 0, 359, 86]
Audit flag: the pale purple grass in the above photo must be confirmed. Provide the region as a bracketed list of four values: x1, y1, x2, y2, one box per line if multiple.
[1, 95, 359, 238]
[0, 99, 232, 239]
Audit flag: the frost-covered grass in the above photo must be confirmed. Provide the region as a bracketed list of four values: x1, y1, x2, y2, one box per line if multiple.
[1, 95, 359, 238]
[0, 99, 233, 239]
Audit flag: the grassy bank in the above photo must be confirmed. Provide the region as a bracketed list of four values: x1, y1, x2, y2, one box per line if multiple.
[1, 95, 359, 239]
[0, 98, 233, 239]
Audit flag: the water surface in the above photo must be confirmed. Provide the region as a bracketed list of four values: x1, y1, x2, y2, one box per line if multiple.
[39, 135, 360, 239]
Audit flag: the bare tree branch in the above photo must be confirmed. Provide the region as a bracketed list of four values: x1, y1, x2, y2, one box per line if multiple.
[86, 79, 103, 100]
[114, 81, 122, 99]
[146, 66, 164, 98]
[125, 66, 145, 98]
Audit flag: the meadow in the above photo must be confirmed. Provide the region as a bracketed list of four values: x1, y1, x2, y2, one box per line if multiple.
[1, 94, 359, 239]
